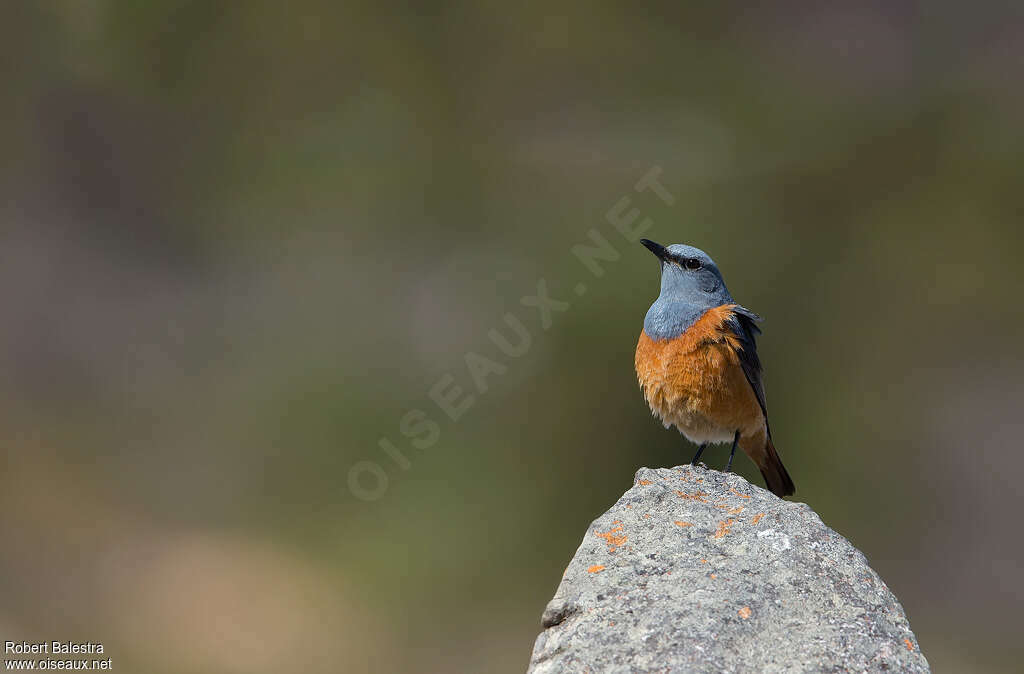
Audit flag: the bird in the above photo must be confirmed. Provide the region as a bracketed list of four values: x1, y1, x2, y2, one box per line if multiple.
[634, 239, 795, 497]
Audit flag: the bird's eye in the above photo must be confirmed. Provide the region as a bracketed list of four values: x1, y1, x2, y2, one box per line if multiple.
[683, 258, 702, 271]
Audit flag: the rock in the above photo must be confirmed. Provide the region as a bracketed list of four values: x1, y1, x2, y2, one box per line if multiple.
[528, 465, 929, 673]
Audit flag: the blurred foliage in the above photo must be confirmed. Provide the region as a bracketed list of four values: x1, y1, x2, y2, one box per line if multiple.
[2, 2, 1023, 672]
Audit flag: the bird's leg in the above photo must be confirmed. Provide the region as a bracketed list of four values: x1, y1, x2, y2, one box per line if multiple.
[690, 443, 708, 465]
[725, 430, 740, 472]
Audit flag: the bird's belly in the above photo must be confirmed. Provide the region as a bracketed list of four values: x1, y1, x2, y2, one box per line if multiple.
[659, 406, 736, 445]
[636, 331, 763, 444]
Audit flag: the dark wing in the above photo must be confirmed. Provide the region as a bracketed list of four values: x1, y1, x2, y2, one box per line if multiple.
[728, 305, 768, 422]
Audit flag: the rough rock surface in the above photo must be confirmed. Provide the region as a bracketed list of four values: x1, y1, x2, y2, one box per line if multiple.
[529, 465, 928, 673]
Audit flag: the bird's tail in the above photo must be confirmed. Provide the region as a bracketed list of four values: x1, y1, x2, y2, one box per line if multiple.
[758, 435, 795, 497]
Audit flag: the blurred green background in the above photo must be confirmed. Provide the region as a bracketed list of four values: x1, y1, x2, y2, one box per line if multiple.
[2, 2, 1022, 672]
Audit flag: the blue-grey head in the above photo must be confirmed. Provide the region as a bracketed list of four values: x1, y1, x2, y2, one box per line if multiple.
[640, 239, 735, 340]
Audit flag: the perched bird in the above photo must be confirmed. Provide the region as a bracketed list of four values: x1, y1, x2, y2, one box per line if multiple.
[634, 239, 795, 497]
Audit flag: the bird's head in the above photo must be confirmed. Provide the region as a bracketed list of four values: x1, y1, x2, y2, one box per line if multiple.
[640, 239, 733, 307]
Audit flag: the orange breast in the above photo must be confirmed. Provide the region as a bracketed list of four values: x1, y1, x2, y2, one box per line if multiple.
[635, 304, 764, 443]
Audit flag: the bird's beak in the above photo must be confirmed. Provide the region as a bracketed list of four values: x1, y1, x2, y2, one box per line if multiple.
[640, 238, 670, 262]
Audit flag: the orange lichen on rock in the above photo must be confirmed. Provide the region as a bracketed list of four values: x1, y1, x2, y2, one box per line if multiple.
[710, 573, 717, 579]
[674, 521, 693, 527]
[904, 638, 914, 651]
[727, 506, 745, 515]
[587, 564, 605, 574]
[738, 606, 752, 619]
[714, 519, 736, 539]
[675, 490, 710, 503]
[751, 513, 765, 524]
[594, 524, 628, 551]
[637, 479, 652, 485]
[729, 487, 750, 499]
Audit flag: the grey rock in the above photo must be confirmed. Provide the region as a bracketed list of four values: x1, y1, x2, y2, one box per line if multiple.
[529, 465, 928, 673]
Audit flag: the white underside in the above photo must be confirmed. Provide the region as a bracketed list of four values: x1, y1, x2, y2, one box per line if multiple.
[657, 411, 737, 445]
[671, 423, 735, 445]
